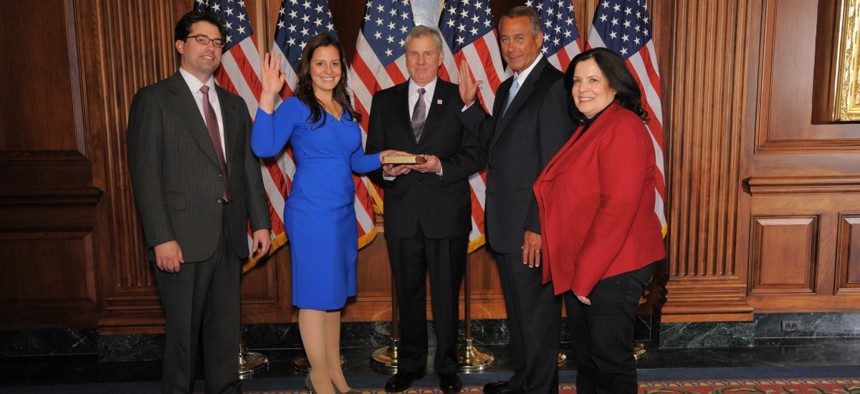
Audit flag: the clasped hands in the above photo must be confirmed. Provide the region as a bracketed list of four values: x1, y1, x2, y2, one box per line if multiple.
[381, 153, 442, 177]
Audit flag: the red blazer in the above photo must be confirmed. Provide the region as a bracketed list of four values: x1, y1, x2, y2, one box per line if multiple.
[534, 102, 665, 297]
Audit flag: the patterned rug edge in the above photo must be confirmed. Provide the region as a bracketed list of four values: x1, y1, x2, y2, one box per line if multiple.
[244, 377, 860, 394]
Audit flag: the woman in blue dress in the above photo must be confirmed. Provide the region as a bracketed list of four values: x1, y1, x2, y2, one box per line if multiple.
[251, 34, 401, 394]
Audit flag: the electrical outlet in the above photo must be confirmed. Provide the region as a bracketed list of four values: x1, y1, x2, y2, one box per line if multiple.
[781, 320, 801, 332]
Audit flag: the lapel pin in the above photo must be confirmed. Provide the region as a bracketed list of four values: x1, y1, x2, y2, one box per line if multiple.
[437, 99, 443, 105]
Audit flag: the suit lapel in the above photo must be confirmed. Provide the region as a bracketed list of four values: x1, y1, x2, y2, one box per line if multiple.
[167, 73, 221, 169]
[491, 57, 548, 150]
[395, 83, 417, 147]
[419, 81, 448, 144]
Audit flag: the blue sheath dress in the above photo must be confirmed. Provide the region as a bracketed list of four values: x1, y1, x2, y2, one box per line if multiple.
[251, 97, 381, 310]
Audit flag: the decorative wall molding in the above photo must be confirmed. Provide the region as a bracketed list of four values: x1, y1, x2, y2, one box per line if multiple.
[746, 176, 860, 194]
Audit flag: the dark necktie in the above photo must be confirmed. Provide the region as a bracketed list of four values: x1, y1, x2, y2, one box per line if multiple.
[411, 88, 426, 142]
[200, 85, 229, 203]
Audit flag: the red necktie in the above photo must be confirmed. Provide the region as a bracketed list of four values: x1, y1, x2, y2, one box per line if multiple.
[200, 85, 229, 203]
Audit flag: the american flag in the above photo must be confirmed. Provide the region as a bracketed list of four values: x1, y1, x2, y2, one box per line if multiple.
[587, 0, 667, 235]
[194, 0, 262, 118]
[348, 0, 415, 215]
[437, 0, 509, 252]
[526, 0, 582, 72]
[194, 0, 274, 272]
[272, 0, 338, 97]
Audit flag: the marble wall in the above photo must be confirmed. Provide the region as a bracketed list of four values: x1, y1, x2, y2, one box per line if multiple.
[660, 313, 860, 348]
[5, 313, 860, 361]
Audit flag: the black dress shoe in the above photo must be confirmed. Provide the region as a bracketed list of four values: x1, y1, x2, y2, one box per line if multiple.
[385, 370, 424, 392]
[483, 380, 514, 394]
[438, 373, 463, 393]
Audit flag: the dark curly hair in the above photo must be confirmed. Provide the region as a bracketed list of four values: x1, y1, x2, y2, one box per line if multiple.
[564, 47, 648, 122]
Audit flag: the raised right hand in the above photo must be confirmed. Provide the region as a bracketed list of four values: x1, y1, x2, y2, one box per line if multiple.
[260, 51, 286, 113]
[457, 62, 482, 107]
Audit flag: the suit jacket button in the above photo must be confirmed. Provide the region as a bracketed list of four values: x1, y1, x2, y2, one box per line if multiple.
[217, 199, 223, 205]
[218, 173, 223, 178]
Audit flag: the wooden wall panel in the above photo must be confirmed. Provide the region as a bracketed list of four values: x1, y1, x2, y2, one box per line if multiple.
[660, 0, 860, 321]
[0, 233, 96, 302]
[0, 0, 80, 152]
[750, 216, 816, 293]
[0, 188, 102, 329]
[747, 0, 860, 176]
[0, 233, 100, 329]
[0, 0, 104, 330]
[836, 214, 860, 294]
[237, 250, 294, 324]
[735, 0, 860, 315]
[757, 0, 860, 147]
[741, 186, 860, 310]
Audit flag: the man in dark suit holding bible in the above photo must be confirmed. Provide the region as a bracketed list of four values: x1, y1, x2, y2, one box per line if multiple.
[457, 6, 576, 394]
[365, 26, 486, 394]
[127, 11, 271, 394]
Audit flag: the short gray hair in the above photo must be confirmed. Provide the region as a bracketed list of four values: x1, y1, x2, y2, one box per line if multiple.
[404, 25, 443, 53]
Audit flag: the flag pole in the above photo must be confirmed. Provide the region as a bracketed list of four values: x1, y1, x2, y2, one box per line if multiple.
[457, 258, 493, 372]
[370, 272, 399, 373]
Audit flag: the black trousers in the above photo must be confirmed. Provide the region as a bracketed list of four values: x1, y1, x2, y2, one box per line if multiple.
[495, 252, 562, 394]
[565, 263, 656, 394]
[386, 227, 467, 375]
[153, 208, 241, 394]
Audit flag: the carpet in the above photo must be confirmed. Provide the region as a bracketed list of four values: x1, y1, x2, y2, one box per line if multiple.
[237, 378, 860, 393]
[4, 367, 860, 393]
[4, 378, 860, 394]
[636, 377, 860, 393]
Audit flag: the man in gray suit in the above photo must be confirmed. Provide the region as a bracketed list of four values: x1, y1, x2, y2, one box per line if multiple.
[127, 11, 271, 394]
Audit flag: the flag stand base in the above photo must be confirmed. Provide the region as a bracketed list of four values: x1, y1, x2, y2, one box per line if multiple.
[238, 343, 268, 379]
[370, 338, 399, 374]
[456, 338, 494, 373]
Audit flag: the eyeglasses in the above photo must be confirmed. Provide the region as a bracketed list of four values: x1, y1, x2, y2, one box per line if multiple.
[187, 35, 225, 48]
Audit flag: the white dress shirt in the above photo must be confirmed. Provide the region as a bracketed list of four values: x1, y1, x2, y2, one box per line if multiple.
[179, 68, 226, 155]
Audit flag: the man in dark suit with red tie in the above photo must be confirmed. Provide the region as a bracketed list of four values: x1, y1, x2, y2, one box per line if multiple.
[365, 26, 487, 394]
[127, 12, 271, 394]
[457, 6, 576, 394]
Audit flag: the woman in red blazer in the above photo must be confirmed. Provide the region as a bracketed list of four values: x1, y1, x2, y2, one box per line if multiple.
[534, 48, 665, 393]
